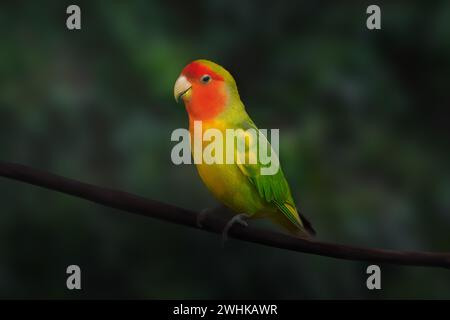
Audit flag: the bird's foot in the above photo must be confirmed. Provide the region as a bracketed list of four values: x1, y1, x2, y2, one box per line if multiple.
[222, 213, 250, 246]
[197, 205, 231, 228]
[196, 208, 212, 228]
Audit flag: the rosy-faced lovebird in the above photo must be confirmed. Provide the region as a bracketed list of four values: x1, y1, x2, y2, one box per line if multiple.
[174, 60, 315, 239]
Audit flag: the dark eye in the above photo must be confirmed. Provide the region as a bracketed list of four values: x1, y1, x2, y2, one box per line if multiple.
[200, 74, 211, 84]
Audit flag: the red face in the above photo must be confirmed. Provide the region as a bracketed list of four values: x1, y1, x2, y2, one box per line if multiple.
[175, 62, 227, 121]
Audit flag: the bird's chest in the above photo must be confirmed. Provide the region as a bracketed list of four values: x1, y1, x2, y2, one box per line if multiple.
[189, 121, 253, 210]
[189, 121, 233, 193]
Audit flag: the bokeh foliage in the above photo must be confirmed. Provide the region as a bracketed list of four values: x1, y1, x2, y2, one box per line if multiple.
[0, 0, 449, 298]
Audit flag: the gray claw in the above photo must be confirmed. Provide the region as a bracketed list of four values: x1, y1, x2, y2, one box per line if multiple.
[221, 213, 250, 246]
[197, 208, 211, 228]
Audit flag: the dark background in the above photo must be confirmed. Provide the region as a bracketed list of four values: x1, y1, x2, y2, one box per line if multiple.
[0, 0, 449, 298]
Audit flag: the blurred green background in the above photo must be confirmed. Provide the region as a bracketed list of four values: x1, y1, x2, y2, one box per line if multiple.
[0, 0, 449, 299]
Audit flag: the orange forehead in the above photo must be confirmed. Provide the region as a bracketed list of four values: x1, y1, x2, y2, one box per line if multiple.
[182, 62, 224, 81]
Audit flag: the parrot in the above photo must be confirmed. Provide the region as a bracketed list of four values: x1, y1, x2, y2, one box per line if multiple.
[173, 59, 315, 240]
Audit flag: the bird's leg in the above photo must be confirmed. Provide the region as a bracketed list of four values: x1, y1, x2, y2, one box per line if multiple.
[196, 208, 212, 228]
[197, 205, 231, 228]
[222, 213, 250, 246]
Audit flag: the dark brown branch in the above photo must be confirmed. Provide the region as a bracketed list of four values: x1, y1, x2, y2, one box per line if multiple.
[0, 161, 449, 269]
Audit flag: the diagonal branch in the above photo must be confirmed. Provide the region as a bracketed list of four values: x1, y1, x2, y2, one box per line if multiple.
[0, 161, 449, 269]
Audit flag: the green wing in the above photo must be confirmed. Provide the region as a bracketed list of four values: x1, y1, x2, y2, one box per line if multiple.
[235, 119, 303, 229]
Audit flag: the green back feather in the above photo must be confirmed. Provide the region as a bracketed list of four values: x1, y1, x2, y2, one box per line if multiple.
[235, 119, 303, 229]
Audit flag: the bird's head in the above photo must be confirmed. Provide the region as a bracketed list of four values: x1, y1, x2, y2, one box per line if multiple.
[174, 59, 239, 120]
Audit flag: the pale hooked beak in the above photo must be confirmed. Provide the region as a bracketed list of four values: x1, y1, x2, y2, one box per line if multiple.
[174, 75, 192, 103]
